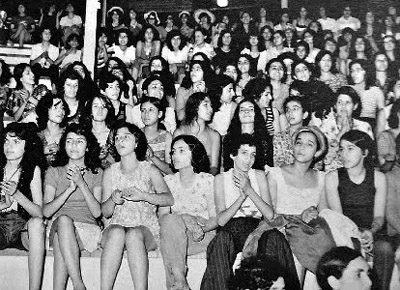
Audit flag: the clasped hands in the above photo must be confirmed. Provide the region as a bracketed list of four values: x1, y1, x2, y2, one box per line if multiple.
[111, 186, 145, 205]
[66, 164, 85, 192]
[233, 170, 252, 198]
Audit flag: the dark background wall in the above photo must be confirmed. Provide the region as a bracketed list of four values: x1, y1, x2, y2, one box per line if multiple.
[1, 0, 399, 24]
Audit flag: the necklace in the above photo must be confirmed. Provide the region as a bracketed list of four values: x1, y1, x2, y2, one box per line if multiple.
[4, 165, 20, 182]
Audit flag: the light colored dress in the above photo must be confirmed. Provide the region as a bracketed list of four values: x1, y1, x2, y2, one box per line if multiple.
[107, 161, 160, 250]
[165, 172, 215, 219]
[268, 166, 325, 215]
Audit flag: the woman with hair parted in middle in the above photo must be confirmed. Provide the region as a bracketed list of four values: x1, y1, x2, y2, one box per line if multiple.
[174, 92, 221, 176]
[6, 63, 49, 123]
[101, 121, 173, 290]
[160, 134, 217, 290]
[0, 122, 47, 290]
[223, 98, 273, 170]
[57, 69, 85, 124]
[349, 59, 385, 138]
[43, 124, 103, 290]
[80, 93, 119, 170]
[176, 60, 214, 121]
[162, 30, 190, 83]
[36, 93, 70, 166]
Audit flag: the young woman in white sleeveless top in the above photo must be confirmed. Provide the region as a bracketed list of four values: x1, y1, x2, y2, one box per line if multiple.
[200, 134, 274, 290]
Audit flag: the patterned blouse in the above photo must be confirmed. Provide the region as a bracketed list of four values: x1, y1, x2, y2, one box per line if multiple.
[319, 73, 348, 93]
[317, 114, 374, 172]
[164, 172, 215, 220]
[273, 129, 294, 167]
[147, 130, 168, 162]
[107, 161, 160, 248]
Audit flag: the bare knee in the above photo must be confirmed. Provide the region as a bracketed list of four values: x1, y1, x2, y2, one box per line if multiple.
[105, 225, 125, 239]
[27, 217, 45, 235]
[55, 215, 74, 230]
[126, 227, 146, 243]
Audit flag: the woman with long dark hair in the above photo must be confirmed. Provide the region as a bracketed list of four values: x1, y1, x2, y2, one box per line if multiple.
[43, 124, 103, 290]
[223, 98, 273, 169]
[6, 63, 49, 123]
[0, 122, 46, 290]
[176, 60, 214, 121]
[132, 24, 161, 81]
[160, 135, 217, 289]
[57, 69, 85, 124]
[174, 92, 220, 176]
[161, 30, 189, 83]
[36, 93, 70, 166]
[349, 59, 385, 137]
[80, 93, 118, 169]
[315, 50, 347, 93]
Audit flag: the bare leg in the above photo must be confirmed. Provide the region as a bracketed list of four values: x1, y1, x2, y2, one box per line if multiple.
[53, 233, 69, 290]
[18, 28, 26, 47]
[27, 217, 45, 290]
[100, 225, 126, 290]
[12, 24, 24, 39]
[13, 23, 27, 47]
[126, 227, 149, 290]
[54, 215, 86, 290]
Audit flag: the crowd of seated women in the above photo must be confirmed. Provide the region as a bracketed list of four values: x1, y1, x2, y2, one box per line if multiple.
[2, 2, 400, 290]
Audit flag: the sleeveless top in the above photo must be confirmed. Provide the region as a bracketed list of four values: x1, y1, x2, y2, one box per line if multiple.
[270, 167, 325, 215]
[108, 161, 160, 240]
[338, 167, 375, 229]
[223, 168, 262, 219]
[164, 172, 215, 220]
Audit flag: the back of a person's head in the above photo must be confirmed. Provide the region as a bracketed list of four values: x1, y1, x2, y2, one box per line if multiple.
[229, 256, 285, 290]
